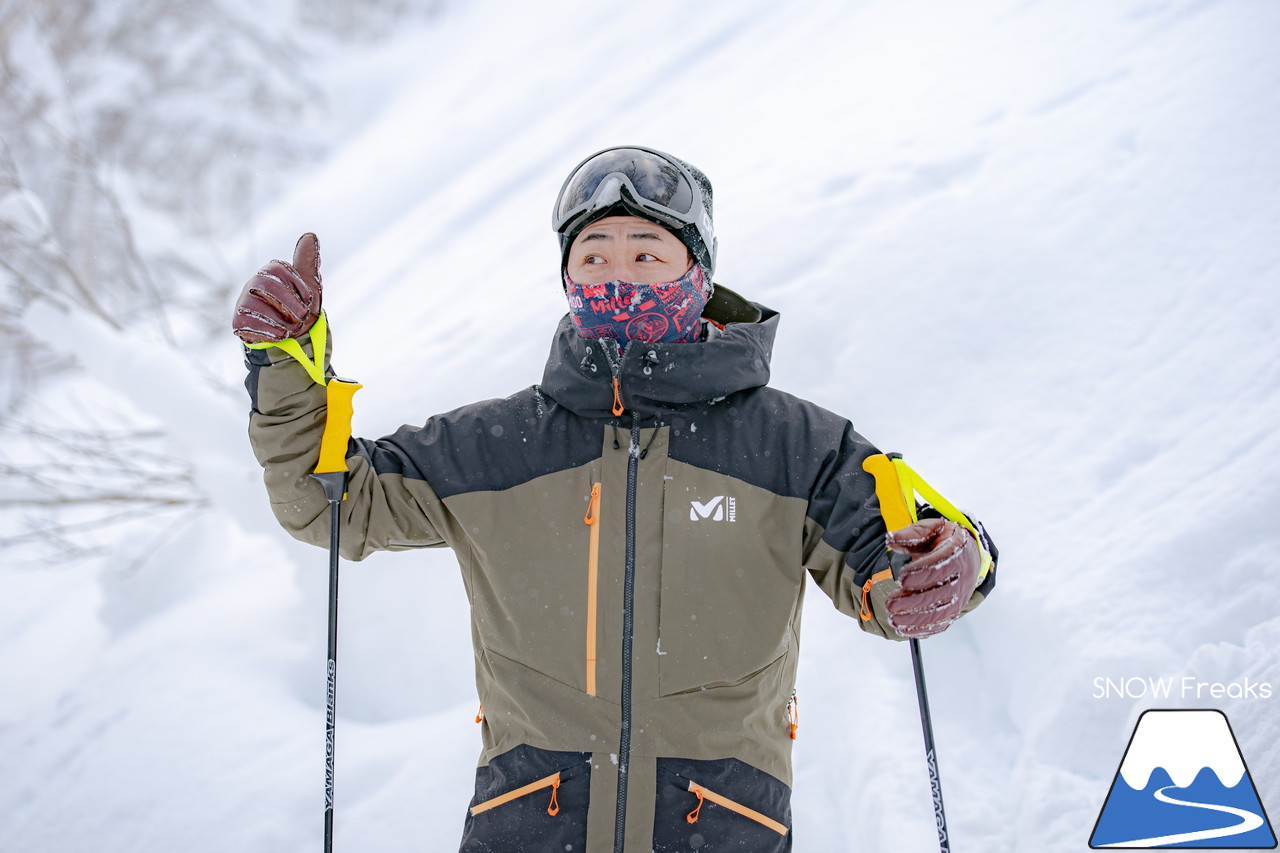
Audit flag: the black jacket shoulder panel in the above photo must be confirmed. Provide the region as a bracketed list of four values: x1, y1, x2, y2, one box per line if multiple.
[665, 385, 860, 501]
[352, 386, 602, 500]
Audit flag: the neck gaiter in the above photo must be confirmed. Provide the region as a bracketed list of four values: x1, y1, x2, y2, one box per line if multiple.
[564, 264, 711, 344]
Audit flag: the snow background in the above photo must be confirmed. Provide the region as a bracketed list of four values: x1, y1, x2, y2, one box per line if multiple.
[4, 0, 1279, 850]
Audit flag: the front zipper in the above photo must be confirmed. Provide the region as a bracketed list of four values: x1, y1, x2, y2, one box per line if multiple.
[684, 779, 789, 836]
[583, 482, 602, 696]
[469, 770, 563, 818]
[598, 340, 643, 853]
[614, 413, 641, 853]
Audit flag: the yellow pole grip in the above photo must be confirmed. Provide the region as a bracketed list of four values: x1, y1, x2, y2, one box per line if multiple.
[862, 453, 917, 532]
[315, 378, 363, 475]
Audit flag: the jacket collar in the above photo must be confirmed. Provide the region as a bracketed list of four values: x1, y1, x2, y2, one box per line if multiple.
[539, 304, 779, 419]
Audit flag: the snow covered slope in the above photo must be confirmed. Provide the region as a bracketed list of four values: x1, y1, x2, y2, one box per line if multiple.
[4, 0, 1279, 851]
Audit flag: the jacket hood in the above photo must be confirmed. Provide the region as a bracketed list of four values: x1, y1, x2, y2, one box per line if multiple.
[539, 305, 779, 419]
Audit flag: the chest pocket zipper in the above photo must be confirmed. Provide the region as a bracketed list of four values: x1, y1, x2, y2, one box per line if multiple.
[470, 771, 564, 818]
[685, 780, 788, 836]
[584, 482, 602, 696]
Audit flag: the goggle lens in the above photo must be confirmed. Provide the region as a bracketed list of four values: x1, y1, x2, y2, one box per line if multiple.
[554, 148, 697, 230]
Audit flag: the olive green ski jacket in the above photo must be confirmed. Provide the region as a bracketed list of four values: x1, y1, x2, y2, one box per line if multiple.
[243, 304, 997, 853]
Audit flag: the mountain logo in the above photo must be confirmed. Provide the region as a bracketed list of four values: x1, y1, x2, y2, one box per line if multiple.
[1090, 709, 1276, 848]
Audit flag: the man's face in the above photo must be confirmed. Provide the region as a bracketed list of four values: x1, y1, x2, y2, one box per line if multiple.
[566, 215, 693, 286]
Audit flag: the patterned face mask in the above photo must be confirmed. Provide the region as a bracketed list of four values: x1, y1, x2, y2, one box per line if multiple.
[564, 264, 711, 344]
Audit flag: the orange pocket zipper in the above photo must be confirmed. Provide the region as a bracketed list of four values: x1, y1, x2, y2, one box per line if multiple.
[685, 780, 788, 836]
[470, 771, 563, 818]
[584, 482, 602, 696]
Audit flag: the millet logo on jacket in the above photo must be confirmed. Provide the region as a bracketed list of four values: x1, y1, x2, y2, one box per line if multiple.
[690, 496, 736, 522]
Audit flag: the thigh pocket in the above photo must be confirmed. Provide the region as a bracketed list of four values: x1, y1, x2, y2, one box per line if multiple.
[460, 744, 591, 852]
[653, 756, 791, 852]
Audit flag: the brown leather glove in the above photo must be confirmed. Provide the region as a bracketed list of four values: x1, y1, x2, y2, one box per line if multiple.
[883, 517, 980, 638]
[232, 233, 323, 344]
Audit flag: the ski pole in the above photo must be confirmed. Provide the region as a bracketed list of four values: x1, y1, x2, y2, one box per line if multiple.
[906, 637, 948, 853]
[863, 452, 953, 853]
[311, 376, 362, 853]
[245, 311, 361, 850]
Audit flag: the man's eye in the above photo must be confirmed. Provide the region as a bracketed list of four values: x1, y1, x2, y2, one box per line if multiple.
[636, 253, 658, 262]
[585, 255, 605, 264]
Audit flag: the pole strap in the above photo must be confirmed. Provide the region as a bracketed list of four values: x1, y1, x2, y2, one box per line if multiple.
[245, 312, 330, 387]
[862, 453, 993, 583]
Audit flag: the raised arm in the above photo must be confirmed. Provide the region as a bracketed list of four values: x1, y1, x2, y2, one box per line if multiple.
[234, 234, 453, 560]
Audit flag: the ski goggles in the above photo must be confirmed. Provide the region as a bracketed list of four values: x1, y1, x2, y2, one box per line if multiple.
[552, 146, 717, 273]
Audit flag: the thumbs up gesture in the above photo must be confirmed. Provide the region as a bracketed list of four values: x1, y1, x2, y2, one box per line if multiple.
[232, 233, 323, 344]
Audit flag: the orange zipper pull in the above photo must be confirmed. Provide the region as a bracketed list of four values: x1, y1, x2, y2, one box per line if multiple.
[584, 482, 601, 525]
[686, 785, 705, 824]
[860, 569, 894, 622]
[547, 774, 561, 816]
[787, 692, 799, 740]
[612, 376, 624, 416]
[475, 704, 485, 724]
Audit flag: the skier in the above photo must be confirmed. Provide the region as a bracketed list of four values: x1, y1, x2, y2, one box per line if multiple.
[234, 145, 997, 852]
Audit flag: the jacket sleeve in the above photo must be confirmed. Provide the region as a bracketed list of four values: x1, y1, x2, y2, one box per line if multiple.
[243, 328, 455, 560]
[800, 422, 998, 640]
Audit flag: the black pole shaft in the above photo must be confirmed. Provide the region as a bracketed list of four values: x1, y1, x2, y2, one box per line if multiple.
[910, 638, 950, 853]
[323, 497, 341, 853]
